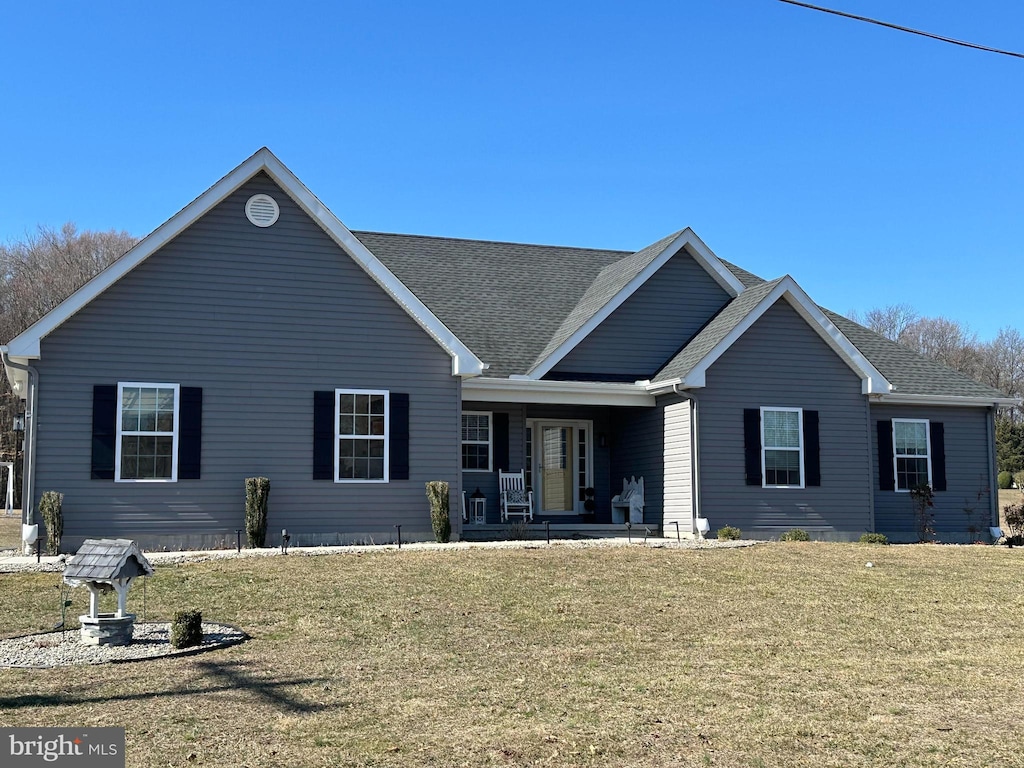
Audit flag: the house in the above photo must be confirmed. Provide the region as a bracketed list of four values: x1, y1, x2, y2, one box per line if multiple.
[2, 149, 1017, 550]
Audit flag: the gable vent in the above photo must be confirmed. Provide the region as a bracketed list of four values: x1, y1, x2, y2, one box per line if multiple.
[245, 194, 280, 227]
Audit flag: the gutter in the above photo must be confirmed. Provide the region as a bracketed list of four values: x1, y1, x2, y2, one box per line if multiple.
[1, 348, 38, 543]
[870, 392, 1022, 408]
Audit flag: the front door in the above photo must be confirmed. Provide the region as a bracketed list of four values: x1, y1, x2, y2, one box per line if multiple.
[528, 420, 592, 515]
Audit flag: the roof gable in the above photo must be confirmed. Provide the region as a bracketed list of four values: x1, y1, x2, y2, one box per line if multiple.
[527, 228, 745, 379]
[5, 149, 484, 377]
[653, 275, 892, 395]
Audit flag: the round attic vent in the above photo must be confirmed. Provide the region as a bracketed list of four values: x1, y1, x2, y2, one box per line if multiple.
[245, 194, 280, 227]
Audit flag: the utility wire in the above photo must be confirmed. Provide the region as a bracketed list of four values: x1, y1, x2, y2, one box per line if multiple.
[777, 0, 1024, 60]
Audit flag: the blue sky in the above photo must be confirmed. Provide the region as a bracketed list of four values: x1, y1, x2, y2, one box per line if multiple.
[2, 0, 1021, 339]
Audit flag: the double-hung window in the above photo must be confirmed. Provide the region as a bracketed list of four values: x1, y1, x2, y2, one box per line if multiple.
[761, 407, 804, 488]
[892, 418, 931, 491]
[116, 383, 179, 482]
[461, 412, 492, 471]
[336, 389, 389, 482]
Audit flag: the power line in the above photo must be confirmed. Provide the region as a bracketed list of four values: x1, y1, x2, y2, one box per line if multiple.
[776, 0, 1024, 60]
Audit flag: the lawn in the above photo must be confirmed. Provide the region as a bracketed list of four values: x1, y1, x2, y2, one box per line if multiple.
[2, 543, 1023, 767]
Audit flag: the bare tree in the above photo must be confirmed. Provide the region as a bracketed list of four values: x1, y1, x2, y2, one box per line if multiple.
[851, 303, 920, 342]
[0, 223, 136, 341]
[0, 223, 137, 505]
[897, 315, 983, 380]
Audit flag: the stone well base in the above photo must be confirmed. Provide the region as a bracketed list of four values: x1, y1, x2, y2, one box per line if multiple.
[79, 613, 135, 646]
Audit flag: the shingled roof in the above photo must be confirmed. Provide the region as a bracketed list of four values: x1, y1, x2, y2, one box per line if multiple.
[357, 229, 1009, 401]
[63, 538, 154, 582]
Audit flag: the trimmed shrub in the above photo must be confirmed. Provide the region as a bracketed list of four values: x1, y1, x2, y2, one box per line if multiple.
[38, 491, 64, 554]
[859, 532, 889, 545]
[244, 477, 270, 548]
[425, 481, 451, 543]
[779, 528, 810, 542]
[998, 471, 1014, 490]
[170, 609, 203, 649]
[717, 525, 741, 541]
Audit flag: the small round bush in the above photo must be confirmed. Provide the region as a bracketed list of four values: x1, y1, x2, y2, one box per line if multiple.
[859, 532, 889, 545]
[717, 525, 741, 541]
[998, 471, 1013, 490]
[170, 609, 203, 649]
[780, 528, 810, 542]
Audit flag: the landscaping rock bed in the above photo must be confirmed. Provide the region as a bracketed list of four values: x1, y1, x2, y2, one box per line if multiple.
[0, 622, 247, 668]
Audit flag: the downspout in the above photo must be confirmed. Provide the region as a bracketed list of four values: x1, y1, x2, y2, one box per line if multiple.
[1, 350, 38, 543]
[673, 384, 701, 535]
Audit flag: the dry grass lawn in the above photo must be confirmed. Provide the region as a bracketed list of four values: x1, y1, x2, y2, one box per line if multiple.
[0, 513, 20, 550]
[2, 542, 1023, 767]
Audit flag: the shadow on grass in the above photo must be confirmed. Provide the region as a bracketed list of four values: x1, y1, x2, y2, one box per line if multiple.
[0, 659, 335, 714]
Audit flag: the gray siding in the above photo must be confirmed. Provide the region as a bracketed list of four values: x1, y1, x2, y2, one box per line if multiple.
[549, 251, 730, 379]
[33, 173, 460, 549]
[870, 404, 995, 542]
[610, 401, 669, 529]
[697, 299, 872, 540]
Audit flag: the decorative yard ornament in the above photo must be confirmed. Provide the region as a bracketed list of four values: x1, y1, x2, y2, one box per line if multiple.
[63, 539, 154, 646]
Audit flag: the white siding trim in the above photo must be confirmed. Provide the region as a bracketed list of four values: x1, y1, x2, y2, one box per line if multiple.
[6, 148, 485, 378]
[463, 377, 656, 406]
[663, 401, 695, 536]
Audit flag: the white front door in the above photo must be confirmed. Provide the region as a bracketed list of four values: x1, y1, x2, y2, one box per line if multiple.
[528, 420, 592, 515]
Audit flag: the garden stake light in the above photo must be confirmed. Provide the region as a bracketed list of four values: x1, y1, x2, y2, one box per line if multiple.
[395, 524, 402, 549]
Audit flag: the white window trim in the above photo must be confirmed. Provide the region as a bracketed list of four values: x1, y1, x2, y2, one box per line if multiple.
[760, 406, 804, 490]
[115, 382, 180, 483]
[335, 388, 389, 484]
[461, 411, 493, 473]
[892, 418, 932, 493]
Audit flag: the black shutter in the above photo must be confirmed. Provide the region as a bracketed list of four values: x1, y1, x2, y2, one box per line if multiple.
[743, 409, 762, 486]
[389, 393, 410, 480]
[930, 422, 946, 492]
[91, 385, 117, 480]
[178, 387, 203, 480]
[493, 412, 509, 472]
[803, 410, 820, 487]
[313, 391, 335, 480]
[877, 420, 895, 491]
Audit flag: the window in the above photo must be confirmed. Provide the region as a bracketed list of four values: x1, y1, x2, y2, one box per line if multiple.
[461, 412, 492, 471]
[336, 390, 389, 482]
[116, 383, 179, 482]
[892, 418, 931, 491]
[761, 407, 804, 488]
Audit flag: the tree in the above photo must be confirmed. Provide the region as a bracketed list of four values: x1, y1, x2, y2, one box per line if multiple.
[851, 303, 919, 342]
[896, 315, 983, 381]
[0, 223, 136, 507]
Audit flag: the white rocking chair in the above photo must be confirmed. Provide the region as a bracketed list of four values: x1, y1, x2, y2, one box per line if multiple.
[499, 470, 534, 522]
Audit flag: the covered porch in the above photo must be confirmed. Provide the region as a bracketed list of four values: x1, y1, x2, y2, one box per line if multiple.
[459, 379, 701, 539]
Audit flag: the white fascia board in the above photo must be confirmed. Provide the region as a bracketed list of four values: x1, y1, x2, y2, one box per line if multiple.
[870, 393, 1022, 408]
[680, 276, 892, 395]
[527, 228, 745, 380]
[463, 377, 656, 407]
[7, 148, 485, 378]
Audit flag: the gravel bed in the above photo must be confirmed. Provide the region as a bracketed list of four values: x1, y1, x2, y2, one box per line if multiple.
[0, 622, 248, 668]
[0, 536, 756, 574]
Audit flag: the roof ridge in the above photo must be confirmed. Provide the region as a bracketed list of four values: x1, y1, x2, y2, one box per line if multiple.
[353, 229, 633, 256]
